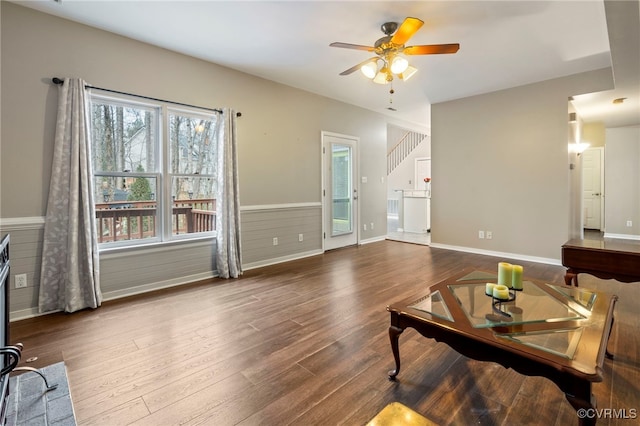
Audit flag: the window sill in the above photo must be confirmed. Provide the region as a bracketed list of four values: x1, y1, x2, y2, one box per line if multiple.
[99, 234, 216, 259]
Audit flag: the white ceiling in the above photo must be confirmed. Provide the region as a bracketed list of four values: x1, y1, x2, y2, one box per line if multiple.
[13, 0, 640, 128]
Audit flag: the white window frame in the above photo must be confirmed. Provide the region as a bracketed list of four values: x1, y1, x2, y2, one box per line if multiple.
[90, 92, 217, 250]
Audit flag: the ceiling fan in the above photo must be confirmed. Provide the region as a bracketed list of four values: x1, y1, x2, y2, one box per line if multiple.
[330, 17, 459, 84]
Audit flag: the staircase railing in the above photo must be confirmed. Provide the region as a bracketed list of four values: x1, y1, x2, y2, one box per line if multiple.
[387, 130, 428, 174]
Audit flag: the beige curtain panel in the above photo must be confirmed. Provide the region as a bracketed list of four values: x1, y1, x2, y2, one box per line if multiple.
[39, 78, 102, 313]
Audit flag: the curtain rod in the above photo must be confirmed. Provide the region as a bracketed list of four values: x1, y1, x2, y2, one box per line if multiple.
[51, 77, 241, 117]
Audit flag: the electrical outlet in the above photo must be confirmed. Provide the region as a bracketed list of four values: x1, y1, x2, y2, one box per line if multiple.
[298, 233, 304, 242]
[478, 230, 485, 239]
[486, 231, 493, 240]
[627, 220, 633, 227]
[272, 237, 278, 246]
[15, 274, 27, 289]
[370, 222, 374, 230]
[363, 224, 367, 231]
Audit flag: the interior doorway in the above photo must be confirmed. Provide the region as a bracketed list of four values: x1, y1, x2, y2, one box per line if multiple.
[582, 147, 604, 232]
[386, 125, 431, 246]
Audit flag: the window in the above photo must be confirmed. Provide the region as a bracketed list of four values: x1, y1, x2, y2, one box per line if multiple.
[90, 94, 218, 247]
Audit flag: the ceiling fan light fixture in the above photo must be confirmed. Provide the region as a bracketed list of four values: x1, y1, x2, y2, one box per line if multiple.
[571, 141, 590, 155]
[360, 61, 378, 79]
[373, 72, 388, 85]
[390, 56, 409, 74]
[373, 69, 390, 84]
[398, 65, 417, 81]
[330, 16, 460, 89]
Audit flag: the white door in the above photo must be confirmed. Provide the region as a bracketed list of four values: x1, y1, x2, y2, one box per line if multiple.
[414, 157, 431, 232]
[322, 132, 358, 250]
[582, 147, 604, 230]
[415, 157, 431, 191]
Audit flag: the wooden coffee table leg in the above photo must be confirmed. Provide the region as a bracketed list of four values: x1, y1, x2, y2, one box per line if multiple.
[605, 314, 615, 360]
[388, 325, 404, 381]
[564, 270, 579, 286]
[565, 384, 597, 426]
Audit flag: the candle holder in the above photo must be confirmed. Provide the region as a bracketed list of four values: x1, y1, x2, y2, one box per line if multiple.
[485, 288, 521, 322]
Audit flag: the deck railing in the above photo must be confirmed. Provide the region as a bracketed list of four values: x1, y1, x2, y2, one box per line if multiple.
[95, 198, 216, 243]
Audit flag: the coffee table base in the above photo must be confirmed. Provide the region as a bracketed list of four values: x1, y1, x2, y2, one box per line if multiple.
[387, 310, 612, 426]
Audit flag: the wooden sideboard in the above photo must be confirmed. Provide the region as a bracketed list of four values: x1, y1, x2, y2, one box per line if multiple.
[562, 238, 640, 286]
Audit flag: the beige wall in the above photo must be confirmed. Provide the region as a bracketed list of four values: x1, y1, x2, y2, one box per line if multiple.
[431, 68, 614, 261]
[1, 2, 401, 218]
[604, 126, 640, 238]
[568, 117, 584, 240]
[0, 2, 623, 317]
[1, 3, 413, 317]
[583, 122, 606, 147]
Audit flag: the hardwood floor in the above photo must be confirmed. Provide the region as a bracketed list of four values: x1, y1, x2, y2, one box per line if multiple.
[10, 241, 640, 425]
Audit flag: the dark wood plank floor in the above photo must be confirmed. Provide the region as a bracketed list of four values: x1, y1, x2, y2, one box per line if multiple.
[10, 241, 640, 425]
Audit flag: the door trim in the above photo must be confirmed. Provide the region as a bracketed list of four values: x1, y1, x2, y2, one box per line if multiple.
[321, 131, 359, 251]
[597, 147, 605, 231]
[582, 146, 605, 231]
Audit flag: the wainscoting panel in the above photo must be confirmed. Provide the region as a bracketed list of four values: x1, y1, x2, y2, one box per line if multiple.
[2, 218, 217, 319]
[241, 204, 323, 267]
[100, 240, 216, 298]
[3, 205, 323, 318]
[0, 226, 45, 318]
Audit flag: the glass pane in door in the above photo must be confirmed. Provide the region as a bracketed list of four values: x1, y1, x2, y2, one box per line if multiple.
[331, 143, 352, 236]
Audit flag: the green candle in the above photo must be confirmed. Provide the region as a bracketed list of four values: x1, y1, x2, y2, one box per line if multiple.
[512, 265, 524, 290]
[493, 284, 510, 300]
[498, 262, 513, 287]
[485, 283, 497, 296]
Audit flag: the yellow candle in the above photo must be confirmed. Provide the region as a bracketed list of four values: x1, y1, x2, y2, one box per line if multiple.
[485, 283, 497, 296]
[498, 262, 513, 287]
[512, 265, 524, 290]
[493, 284, 510, 300]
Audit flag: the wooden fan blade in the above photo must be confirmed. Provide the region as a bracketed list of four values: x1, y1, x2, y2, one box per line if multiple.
[339, 57, 379, 76]
[403, 43, 460, 55]
[330, 42, 375, 52]
[390, 17, 424, 45]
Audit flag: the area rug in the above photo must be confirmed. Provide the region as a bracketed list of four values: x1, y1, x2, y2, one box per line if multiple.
[5, 362, 76, 426]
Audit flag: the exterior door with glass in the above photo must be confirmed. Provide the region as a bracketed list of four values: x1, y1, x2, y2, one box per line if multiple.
[322, 132, 358, 250]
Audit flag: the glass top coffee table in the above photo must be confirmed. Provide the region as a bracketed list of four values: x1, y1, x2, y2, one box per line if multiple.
[387, 270, 618, 426]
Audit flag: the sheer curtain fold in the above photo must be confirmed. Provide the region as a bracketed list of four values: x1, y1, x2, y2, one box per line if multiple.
[39, 78, 102, 313]
[215, 108, 242, 279]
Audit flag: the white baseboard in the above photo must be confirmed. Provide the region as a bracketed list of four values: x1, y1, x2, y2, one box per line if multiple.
[429, 243, 561, 266]
[9, 307, 51, 322]
[360, 236, 387, 245]
[243, 249, 324, 271]
[10, 271, 218, 322]
[9, 248, 325, 321]
[102, 271, 218, 301]
[603, 233, 640, 241]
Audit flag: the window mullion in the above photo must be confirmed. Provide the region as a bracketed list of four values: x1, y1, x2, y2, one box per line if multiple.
[161, 105, 172, 241]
